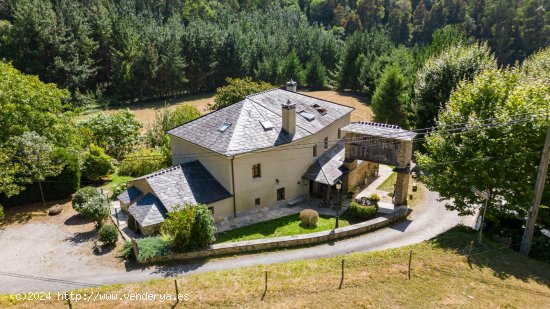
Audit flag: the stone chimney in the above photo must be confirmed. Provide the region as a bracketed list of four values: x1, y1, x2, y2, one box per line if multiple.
[282, 99, 296, 135]
[286, 79, 297, 92]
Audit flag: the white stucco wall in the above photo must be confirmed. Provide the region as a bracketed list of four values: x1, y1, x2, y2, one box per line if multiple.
[232, 113, 351, 214]
[170, 136, 233, 193]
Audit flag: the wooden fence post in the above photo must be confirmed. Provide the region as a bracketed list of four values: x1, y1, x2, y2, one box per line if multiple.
[408, 250, 413, 280]
[339, 259, 345, 289]
[261, 271, 268, 301]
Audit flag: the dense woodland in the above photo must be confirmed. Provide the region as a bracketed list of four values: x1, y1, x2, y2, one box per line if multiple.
[0, 0, 548, 105]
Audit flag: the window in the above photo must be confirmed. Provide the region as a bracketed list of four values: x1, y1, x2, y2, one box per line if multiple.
[255, 198, 261, 206]
[313, 144, 317, 157]
[324, 137, 329, 149]
[338, 128, 341, 138]
[217, 122, 232, 132]
[277, 188, 285, 201]
[208, 207, 214, 214]
[252, 163, 262, 178]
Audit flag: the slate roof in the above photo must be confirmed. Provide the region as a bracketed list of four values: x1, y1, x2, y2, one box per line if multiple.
[125, 160, 232, 227]
[303, 140, 361, 186]
[117, 186, 142, 205]
[128, 193, 168, 227]
[341, 122, 416, 141]
[167, 89, 354, 156]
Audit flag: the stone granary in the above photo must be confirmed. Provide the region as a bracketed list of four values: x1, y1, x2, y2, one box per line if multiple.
[118, 81, 416, 236]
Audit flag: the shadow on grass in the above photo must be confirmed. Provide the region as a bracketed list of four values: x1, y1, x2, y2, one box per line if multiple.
[429, 226, 550, 287]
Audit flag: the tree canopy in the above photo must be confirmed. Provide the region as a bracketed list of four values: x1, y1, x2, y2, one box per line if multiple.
[417, 49, 550, 223]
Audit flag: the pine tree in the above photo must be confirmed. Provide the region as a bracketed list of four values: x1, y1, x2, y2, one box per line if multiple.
[371, 65, 408, 127]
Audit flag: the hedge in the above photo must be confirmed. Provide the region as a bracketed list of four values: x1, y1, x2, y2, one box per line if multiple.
[0, 148, 80, 206]
[346, 202, 377, 220]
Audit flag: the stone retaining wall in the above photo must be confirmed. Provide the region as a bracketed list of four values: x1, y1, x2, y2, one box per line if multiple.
[140, 206, 409, 264]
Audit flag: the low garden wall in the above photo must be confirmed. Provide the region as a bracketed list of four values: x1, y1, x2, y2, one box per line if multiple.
[139, 206, 410, 264]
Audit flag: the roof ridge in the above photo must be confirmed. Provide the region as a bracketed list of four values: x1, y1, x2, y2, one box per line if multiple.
[144, 164, 182, 179]
[352, 121, 402, 130]
[245, 88, 278, 99]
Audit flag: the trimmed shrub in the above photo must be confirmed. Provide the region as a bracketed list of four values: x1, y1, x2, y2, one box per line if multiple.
[82, 144, 113, 181]
[368, 193, 381, 206]
[72, 187, 110, 227]
[346, 202, 377, 220]
[98, 224, 118, 245]
[299, 209, 319, 227]
[118, 148, 168, 177]
[161, 203, 216, 252]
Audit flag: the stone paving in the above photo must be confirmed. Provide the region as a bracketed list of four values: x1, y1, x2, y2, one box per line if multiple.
[110, 201, 141, 240]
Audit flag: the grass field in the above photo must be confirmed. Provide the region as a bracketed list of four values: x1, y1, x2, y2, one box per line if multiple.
[2, 227, 549, 308]
[216, 214, 352, 243]
[80, 90, 374, 128]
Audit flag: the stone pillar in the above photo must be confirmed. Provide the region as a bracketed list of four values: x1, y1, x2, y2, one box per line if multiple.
[393, 172, 410, 206]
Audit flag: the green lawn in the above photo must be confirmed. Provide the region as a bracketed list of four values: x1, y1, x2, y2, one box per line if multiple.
[216, 214, 352, 243]
[102, 171, 133, 193]
[377, 172, 397, 192]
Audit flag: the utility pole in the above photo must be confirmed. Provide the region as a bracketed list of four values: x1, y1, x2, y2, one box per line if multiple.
[520, 124, 550, 256]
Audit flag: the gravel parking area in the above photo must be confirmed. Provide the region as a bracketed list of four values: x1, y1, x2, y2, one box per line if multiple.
[0, 201, 125, 288]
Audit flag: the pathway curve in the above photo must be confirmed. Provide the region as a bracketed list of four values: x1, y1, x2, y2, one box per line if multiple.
[0, 189, 472, 294]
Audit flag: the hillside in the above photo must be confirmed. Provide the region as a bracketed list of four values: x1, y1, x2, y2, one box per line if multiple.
[2, 227, 549, 308]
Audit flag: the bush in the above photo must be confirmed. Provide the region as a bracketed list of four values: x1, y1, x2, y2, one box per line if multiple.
[72, 186, 100, 211]
[161, 203, 216, 252]
[368, 193, 381, 206]
[72, 187, 110, 227]
[119, 241, 135, 260]
[135, 236, 172, 261]
[98, 224, 118, 245]
[111, 182, 129, 201]
[346, 202, 377, 220]
[188, 204, 217, 250]
[82, 144, 113, 181]
[118, 148, 169, 177]
[299, 209, 319, 227]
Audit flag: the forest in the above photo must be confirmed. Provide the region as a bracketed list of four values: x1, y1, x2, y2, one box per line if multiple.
[0, 0, 548, 106]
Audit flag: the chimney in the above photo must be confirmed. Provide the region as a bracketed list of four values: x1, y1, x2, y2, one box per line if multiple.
[282, 99, 296, 135]
[286, 79, 297, 92]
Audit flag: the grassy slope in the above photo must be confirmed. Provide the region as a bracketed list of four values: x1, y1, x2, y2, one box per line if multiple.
[3, 227, 550, 308]
[216, 214, 351, 243]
